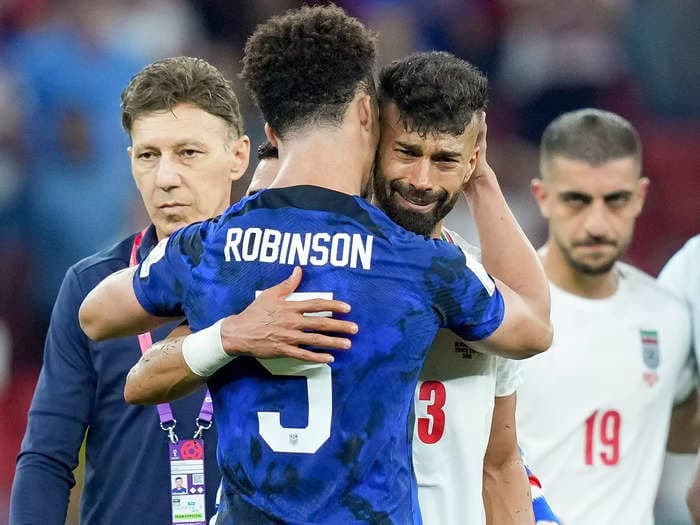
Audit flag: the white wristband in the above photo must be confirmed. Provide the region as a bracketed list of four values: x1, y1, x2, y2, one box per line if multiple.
[182, 320, 234, 377]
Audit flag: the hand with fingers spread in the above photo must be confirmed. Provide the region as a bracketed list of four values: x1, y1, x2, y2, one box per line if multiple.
[123, 267, 358, 405]
[221, 266, 357, 364]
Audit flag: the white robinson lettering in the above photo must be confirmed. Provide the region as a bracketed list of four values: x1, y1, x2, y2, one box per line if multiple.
[224, 228, 374, 270]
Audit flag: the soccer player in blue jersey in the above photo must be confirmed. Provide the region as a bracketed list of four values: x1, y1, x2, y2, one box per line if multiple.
[213, 138, 561, 525]
[79, 5, 552, 524]
[228, 50, 562, 524]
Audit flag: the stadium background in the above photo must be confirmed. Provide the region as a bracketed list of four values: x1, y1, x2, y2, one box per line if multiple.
[0, 0, 697, 523]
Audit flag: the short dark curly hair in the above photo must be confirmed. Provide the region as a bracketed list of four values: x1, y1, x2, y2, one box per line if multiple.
[241, 4, 377, 138]
[121, 56, 244, 137]
[379, 51, 488, 137]
[257, 140, 278, 160]
[541, 108, 641, 167]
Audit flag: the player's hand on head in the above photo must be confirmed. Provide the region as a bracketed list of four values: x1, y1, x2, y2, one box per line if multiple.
[475, 111, 487, 157]
[464, 111, 496, 192]
[220, 267, 358, 364]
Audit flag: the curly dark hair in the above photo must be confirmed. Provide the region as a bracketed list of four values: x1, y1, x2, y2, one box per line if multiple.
[541, 109, 641, 167]
[121, 56, 244, 137]
[379, 51, 488, 137]
[256, 140, 278, 160]
[241, 4, 377, 138]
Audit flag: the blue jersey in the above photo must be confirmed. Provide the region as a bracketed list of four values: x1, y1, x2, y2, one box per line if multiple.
[133, 186, 504, 524]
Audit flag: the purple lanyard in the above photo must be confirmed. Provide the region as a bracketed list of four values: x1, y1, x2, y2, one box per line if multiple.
[130, 228, 214, 443]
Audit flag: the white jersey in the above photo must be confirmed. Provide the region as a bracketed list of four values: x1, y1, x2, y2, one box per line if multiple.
[656, 235, 700, 524]
[658, 234, 700, 365]
[516, 262, 693, 525]
[413, 229, 523, 525]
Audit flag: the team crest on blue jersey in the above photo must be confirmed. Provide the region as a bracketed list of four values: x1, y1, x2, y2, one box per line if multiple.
[640, 329, 660, 386]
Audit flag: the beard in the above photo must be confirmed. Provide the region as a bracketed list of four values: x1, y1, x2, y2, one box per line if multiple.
[556, 233, 631, 275]
[373, 169, 459, 236]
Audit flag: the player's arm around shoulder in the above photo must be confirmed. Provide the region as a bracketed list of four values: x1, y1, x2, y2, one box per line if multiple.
[125, 267, 358, 404]
[477, 278, 553, 360]
[11, 266, 97, 524]
[79, 265, 166, 341]
[461, 115, 552, 359]
[483, 392, 535, 525]
[124, 323, 201, 405]
[80, 228, 196, 341]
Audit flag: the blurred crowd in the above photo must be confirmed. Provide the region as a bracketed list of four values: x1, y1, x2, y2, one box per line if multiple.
[0, 0, 698, 521]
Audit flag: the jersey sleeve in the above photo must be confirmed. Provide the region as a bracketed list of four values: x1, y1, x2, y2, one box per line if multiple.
[658, 238, 694, 301]
[428, 241, 505, 342]
[673, 353, 698, 405]
[132, 222, 207, 317]
[10, 266, 96, 525]
[659, 237, 699, 404]
[495, 357, 524, 397]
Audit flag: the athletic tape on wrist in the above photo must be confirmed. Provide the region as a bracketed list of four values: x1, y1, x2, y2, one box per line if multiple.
[182, 320, 234, 377]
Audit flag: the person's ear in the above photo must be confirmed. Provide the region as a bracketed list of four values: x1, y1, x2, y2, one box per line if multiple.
[264, 123, 279, 147]
[227, 134, 250, 182]
[358, 94, 374, 132]
[531, 178, 551, 219]
[632, 177, 650, 217]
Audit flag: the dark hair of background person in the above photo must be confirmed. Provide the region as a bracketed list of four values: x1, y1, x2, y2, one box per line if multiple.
[379, 51, 488, 138]
[540, 108, 642, 167]
[121, 56, 244, 138]
[240, 4, 377, 138]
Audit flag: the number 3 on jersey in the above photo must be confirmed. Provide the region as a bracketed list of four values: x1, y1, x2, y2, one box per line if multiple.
[584, 409, 621, 466]
[417, 381, 446, 444]
[255, 291, 334, 454]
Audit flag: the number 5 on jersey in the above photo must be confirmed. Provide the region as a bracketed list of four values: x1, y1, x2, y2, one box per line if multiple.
[255, 291, 334, 454]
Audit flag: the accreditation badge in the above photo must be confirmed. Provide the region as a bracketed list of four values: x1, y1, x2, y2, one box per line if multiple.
[169, 439, 207, 525]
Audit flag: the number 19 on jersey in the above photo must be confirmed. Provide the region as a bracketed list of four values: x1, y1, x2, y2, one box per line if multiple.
[584, 409, 621, 466]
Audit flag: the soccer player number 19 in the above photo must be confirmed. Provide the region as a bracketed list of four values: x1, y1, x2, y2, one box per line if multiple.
[584, 409, 621, 466]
